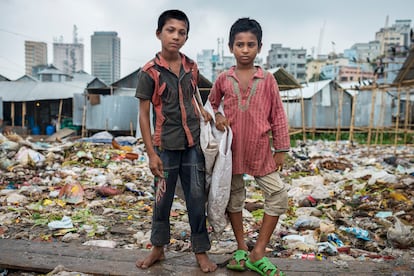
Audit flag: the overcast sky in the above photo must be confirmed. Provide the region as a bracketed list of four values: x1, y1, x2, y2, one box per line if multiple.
[0, 0, 413, 80]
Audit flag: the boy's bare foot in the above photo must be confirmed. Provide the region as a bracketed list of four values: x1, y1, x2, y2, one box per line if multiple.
[195, 252, 217, 272]
[136, 246, 165, 269]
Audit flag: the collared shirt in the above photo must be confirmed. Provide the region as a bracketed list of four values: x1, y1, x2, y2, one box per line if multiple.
[208, 66, 290, 176]
[135, 53, 200, 150]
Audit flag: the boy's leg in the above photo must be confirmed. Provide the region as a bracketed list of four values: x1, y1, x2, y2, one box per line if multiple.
[249, 172, 287, 262]
[137, 148, 180, 269]
[180, 145, 217, 272]
[227, 174, 248, 250]
[227, 174, 248, 268]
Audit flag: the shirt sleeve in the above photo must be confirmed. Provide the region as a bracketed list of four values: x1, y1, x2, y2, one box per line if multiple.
[268, 74, 290, 152]
[135, 70, 154, 100]
[208, 73, 224, 113]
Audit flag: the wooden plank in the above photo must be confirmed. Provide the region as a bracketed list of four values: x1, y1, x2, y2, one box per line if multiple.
[0, 239, 406, 275]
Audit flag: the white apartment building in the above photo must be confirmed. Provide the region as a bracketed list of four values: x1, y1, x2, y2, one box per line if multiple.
[25, 41, 48, 76]
[53, 42, 84, 75]
[266, 44, 307, 83]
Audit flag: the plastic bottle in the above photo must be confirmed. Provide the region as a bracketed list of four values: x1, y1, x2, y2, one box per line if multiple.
[328, 233, 345, 247]
[339, 226, 370, 241]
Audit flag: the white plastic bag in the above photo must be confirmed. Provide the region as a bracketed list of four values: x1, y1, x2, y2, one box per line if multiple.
[200, 117, 219, 191]
[207, 127, 233, 234]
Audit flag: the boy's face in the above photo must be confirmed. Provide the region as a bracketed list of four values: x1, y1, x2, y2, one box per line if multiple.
[157, 18, 188, 54]
[230, 31, 262, 66]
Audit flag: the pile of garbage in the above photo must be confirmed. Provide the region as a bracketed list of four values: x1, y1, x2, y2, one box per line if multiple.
[1, 132, 413, 267]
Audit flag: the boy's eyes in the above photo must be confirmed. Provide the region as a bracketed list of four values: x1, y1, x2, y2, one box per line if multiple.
[235, 42, 257, 48]
[166, 28, 187, 36]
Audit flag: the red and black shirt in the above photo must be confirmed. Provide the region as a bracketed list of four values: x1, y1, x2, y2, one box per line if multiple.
[135, 53, 201, 150]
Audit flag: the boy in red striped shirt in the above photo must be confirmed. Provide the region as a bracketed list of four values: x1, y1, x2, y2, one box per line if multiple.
[209, 17, 289, 276]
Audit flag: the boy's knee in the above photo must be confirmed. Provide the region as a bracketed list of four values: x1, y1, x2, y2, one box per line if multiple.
[264, 189, 288, 216]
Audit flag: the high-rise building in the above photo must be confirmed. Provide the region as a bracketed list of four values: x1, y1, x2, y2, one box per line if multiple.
[53, 25, 84, 76]
[91, 31, 121, 85]
[266, 44, 307, 83]
[53, 42, 84, 75]
[375, 19, 412, 55]
[25, 41, 48, 76]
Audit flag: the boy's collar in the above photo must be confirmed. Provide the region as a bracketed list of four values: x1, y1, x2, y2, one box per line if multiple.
[227, 65, 265, 79]
[154, 52, 194, 73]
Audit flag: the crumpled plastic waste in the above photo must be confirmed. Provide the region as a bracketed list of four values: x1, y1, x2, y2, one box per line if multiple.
[82, 240, 117, 248]
[58, 182, 85, 204]
[339, 226, 370, 241]
[48, 216, 74, 230]
[387, 217, 414, 249]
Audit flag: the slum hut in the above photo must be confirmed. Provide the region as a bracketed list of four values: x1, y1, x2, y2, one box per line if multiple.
[341, 81, 393, 128]
[392, 46, 414, 144]
[0, 74, 87, 135]
[280, 79, 353, 129]
[267, 67, 302, 92]
[72, 76, 139, 137]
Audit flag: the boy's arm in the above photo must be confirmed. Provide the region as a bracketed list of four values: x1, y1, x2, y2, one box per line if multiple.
[269, 77, 290, 153]
[139, 99, 163, 177]
[195, 87, 212, 122]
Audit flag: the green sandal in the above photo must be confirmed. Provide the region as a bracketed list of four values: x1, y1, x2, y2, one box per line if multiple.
[246, 257, 286, 276]
[226, 249, 248, 271]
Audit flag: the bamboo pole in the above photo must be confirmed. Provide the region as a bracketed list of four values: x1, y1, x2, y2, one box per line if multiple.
[81, 95, 87, 138]
[403, 88, 410, 144]
[22, 102, 26, 128]
[367, 87, 377, 145]
[374, 87, 386, 145]
[300, 88, 306, 141]
[130, 121, 133, 136]
[311, 83, 318, 140]
[336, 86, 343, 143]
[58, 99, 63, 130]
[348, 92, 357, 144]
[393, 86, 401, 154]
[11, 102, 15, 127]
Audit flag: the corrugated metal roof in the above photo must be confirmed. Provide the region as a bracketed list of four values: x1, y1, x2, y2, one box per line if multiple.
[0, 81, 86, 101]
[267, 67, 302, 90]
[280, 79, 332, 99]
[394, 47, 414, 86]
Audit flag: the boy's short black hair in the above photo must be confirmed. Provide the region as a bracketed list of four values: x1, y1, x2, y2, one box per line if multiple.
[228, 17, 262, 48]
[157, 9, 190, 34]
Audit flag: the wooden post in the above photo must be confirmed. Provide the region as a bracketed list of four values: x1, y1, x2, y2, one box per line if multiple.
[367, 88, 377, 145]
[22, 102, 26, 128]
[81, 95, 87, 138]
[336, 87, 343, 143]
[393, 86, 401, 154]
[375, 88, 386, 145]
[130, 121, 133, 136]
[403, 88, 410, 144]
[349, 92, 357, 144]
[11, 102, 15, 127]
[58, 99, 63, 130]
[300, 88, 306, 141]
[311, 83, 317, 140]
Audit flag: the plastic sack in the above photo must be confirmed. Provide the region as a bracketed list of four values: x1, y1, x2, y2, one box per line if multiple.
[199, 110, 219, 191]
[387, 217, 414, 249]
[207, 127, 233, 235]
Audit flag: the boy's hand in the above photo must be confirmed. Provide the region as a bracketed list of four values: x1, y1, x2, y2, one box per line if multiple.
[148, 154, 164, 177]
[200, 107, 212, 123]
[215, 113, 229, 131]
[273, 152, 285, 171]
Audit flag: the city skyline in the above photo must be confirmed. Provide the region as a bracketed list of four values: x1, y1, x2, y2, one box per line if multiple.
[0, 0, 413, 80]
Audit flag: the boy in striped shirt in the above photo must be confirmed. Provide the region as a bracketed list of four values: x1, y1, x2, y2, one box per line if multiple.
[208, 17, 288, 276]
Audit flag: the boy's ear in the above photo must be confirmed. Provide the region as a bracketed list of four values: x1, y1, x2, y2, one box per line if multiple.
[156, 30, 161, 39]
[258, 43, 262, 53]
